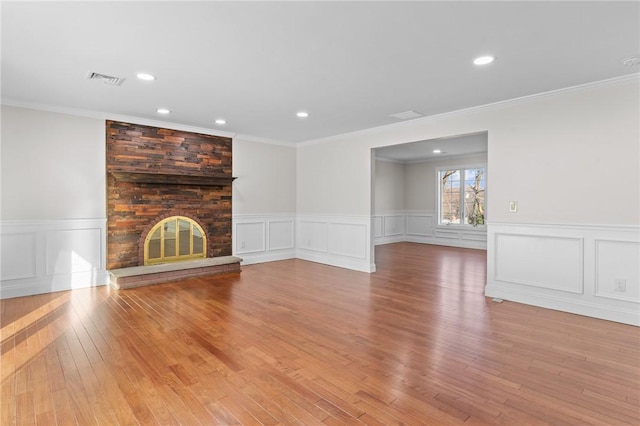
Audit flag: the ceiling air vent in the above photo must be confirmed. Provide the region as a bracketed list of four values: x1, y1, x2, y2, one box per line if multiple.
[87, 72, 125, 86]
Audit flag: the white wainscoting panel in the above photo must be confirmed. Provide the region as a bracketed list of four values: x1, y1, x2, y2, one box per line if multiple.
[269, 220, 295, 251]
[374, 211, 487, 249]
[1, 219, 108, 299]
[373, 216, 384, 239]
[297, 215, 374, 273]
[329, 223, 367, 259]
[406, 214, 433, 236]
[1, 232, 37, 281]
[494, 233, 584, 293]
[298, 220, 329, 252]
[235, 222, 266, 254]
[373, 211, 405, 245]
[383, 215, 404, 237]
[433, 229, 460, 240]
[486, 222, 640, 326]
[594, 240, 640, 303]
[233, 214, 296, 265]
[46, 228, 103, 275]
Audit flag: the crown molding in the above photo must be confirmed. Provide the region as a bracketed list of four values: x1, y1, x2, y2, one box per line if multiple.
[1, 98, 237, 139]
[233, 133, 297, 147]
[298, 73, 640, 147]
[1, 98, 300, 146]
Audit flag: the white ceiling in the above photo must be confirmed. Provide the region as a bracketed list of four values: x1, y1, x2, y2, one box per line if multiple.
[375, 132, 487, 163]
[2, 1, 639, 144]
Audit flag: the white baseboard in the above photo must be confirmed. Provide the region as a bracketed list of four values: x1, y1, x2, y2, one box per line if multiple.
[485, 281, 640, 326]
[295, 250, 375, 273]
[239, 250, 296, 265]
[1, 271, 110, 299]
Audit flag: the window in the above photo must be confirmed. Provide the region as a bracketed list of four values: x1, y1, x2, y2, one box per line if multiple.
[438, 166, 486, 226]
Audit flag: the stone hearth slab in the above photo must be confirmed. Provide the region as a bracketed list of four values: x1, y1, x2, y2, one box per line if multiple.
[109, 256, 242, 289]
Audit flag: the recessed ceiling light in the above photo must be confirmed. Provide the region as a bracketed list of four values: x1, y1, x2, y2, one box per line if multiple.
[473, 55, 495, 65]
[137, 73, 156, 81]
[296, 111, 309, 118]
[433, 149, 442, 154]
[156, 108, 170, 114]
[215, 119, 226, 125]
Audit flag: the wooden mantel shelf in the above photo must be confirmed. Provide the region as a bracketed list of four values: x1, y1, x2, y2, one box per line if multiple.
[109, 171, 236, 186]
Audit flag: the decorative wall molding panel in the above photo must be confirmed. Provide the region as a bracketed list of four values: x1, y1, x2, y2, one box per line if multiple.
[486, 222, 640, 326]
[493, 233, 584, 294]
[233, 214, 296, 265]
[296, 215, 374, 273]
[0, 219, 109, 299]
[374, 211, 487, 249]
[594, 239, 640, 304]
[235, 214, 374, 272]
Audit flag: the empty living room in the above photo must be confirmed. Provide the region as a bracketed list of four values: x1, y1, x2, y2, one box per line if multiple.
[1, 1, 639, 425]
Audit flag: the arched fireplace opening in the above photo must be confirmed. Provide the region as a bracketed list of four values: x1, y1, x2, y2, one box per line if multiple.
[143, 216, 207, 265]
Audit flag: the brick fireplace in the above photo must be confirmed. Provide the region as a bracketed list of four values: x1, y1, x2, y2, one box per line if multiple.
[106, 120, 234, 271]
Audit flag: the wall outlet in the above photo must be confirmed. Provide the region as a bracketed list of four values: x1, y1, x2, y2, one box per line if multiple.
[509, 201, 518, 213]
[615, 278, 626, 292]
[240, 241, 246, 249]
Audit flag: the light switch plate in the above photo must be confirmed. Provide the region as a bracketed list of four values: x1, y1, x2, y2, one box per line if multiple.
[509, 201, 518, 213]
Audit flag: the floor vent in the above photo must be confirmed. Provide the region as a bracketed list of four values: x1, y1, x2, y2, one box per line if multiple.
[87, 72, 125, 86]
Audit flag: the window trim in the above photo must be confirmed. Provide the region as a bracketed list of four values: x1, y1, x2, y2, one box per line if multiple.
[435, 163, 487, 229]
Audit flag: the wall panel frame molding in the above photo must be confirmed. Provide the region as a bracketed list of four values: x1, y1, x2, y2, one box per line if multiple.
[493, 233, 584, 294]
[233, 214, 296, 264]
[1, 219, 109, 299]
[296, 214, 374, 273]
[374, 210, 487, 249]
[486, 222, 640, 326]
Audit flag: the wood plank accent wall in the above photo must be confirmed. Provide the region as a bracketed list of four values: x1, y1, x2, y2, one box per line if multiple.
[106, 121, 233, 270]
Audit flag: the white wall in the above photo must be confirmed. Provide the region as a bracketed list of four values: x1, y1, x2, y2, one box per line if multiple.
[233, 138, 296, 215]
[232, 138, 297, 264]
[297, 77, 640, 324]
[374, 159, 405, 212]
[1, 106, 108, 297]
[297, 140, 372, 215]
[1, 105, 106, 220]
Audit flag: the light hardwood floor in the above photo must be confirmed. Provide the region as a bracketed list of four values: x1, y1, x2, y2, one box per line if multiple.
[2, 242, 639, 425]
